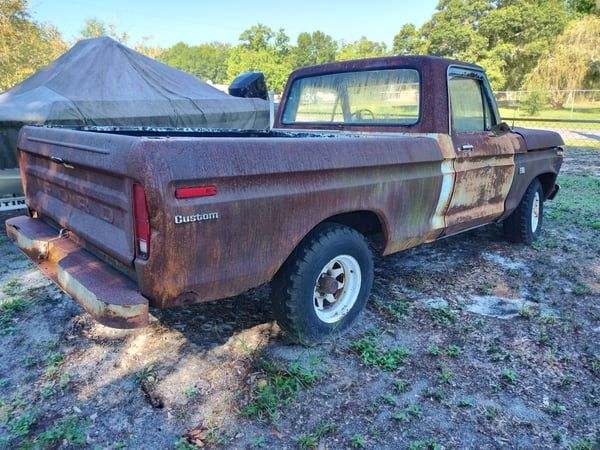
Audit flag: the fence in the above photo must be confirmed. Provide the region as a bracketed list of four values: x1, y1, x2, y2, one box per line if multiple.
[495, 90, 600, 148]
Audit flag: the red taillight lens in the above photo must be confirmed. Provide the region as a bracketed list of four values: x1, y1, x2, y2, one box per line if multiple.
[133, 183, 150, 258]
[175, 185, 217, 199]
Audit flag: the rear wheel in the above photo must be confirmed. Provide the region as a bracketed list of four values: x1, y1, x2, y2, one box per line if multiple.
[503, 178, 544, 244]
[270, 223, 374, 345]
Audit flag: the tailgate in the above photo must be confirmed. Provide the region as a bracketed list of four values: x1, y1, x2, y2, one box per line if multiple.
[18, 126, 141, 265]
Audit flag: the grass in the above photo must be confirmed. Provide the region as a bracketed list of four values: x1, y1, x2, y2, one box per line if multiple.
[546, 176, 600, 229]
[297, 423, 336, 449]
[429, 307, 458, 326]
[350, 434, 367, 448]
[242, 358, 320, 423]
[350, 334, 411, 371]
[501, 369, 518, 385]
[392, 403, 422, 422]
[373, 297, 411, 321]
[32, 415, 88, 447]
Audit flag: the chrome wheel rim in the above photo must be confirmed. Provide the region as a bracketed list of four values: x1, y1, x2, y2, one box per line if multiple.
[531, 191, 540, 233]
[313, 255, 361, 323]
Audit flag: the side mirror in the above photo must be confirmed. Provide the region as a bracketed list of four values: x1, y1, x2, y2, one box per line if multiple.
[491, 121, 511, 135]
[228, 72, 269, 101]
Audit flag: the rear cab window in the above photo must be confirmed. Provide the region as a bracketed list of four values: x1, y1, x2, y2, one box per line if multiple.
[448, 68, 498, 133]
[282, 68, 420, 126]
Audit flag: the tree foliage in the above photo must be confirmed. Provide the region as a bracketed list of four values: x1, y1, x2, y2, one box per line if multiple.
[525, 15, 600, 106]
[0, 0, 66, 92]
[292, 31, 337, 68]
[79, 18, 129, 43]
[392, 0, 571, 90]
[158, 42, 231, 83]
[337, 37, 387, 61]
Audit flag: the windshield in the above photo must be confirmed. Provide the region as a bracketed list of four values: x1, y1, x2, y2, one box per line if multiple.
[282, 68, 420, 126]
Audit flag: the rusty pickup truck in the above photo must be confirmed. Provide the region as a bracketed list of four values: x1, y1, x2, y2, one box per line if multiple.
[6, 56, 563, 343]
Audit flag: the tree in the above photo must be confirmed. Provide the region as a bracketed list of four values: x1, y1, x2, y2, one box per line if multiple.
[159, 42, 231, 83]
[566, 0, 597, 15]
[525, 16, 600, 106]
[239, 23, 274, 51]
[337, 37, 387, 61]
[292, 31, 337, 68]
[227, 24, 293, 92]
[392, 24, 426, 55]
[0, 0, 67, 91]
[79, 18, 129, 43]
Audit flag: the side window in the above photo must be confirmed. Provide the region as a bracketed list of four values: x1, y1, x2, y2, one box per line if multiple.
[449, 77, 485, 133]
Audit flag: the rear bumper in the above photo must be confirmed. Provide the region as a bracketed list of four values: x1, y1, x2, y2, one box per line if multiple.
[5, 215, 148, 329]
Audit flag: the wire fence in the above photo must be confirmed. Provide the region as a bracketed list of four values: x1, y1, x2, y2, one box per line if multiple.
[496, 90, 600, 148]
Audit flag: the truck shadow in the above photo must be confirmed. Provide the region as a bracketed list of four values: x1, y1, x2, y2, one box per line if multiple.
[154, 285, 277, 350]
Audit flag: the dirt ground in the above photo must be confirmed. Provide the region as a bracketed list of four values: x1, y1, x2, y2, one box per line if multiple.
[0, 147, 598, 450]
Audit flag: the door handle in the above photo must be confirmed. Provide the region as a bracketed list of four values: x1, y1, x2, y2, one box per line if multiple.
[459, 144, 474, 152]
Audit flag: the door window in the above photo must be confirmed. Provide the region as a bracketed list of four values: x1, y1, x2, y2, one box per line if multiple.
[449, 77, 486, 133]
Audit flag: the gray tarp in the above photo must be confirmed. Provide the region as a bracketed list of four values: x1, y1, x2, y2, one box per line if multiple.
[0, 36, 270, 170]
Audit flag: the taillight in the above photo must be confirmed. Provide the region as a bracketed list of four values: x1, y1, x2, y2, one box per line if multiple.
[133, 183, 150, 258]
[175, 185, 217, 199]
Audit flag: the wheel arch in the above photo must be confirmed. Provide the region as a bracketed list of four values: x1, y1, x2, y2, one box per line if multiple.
[272, 209, 389, 278]
[537, 172, 558, 200]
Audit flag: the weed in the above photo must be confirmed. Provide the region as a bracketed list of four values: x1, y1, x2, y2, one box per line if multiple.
[484, 406, 499, 420]
[135, 365, 157, 384]
[174, 438, 197, 450]
[2, 279, 22, 296]
[445, 345, 462, 358]
[242, 359, 320, 423]
[457, 397, 475, 408]
[573, 283, 592, 296]
[350, 335, 410, 371]
[427, 345, 441, 356]
[421, 387, 444, 402]
[393, 378, 409, 394]
[519, 306, 533, 319]
[429, 307, 457, 326]
[560, 374, 574, 388]
[10, 409, 37, 437]
[392, 403, 422, 422]
[501, 369, 518, 385]
[0, 379, 8, 389]
[297, 423, 336, 449]
[350, 434, 366, 448]
[250, 435, 266, 448]
[44, 352, 64, 377]
[408, 439, 442, 450]
[546, 402, 566, 415]
[375, 297, 411, 321]
[438, 368, 453, 384]
[184, 386, 199, 399]
[380, 394, 397, 406]
[35, 415, 87, 446]
[570, 438, 595, 450]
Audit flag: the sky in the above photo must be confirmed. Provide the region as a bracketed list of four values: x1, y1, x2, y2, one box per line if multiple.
[28, 0, 438, 48]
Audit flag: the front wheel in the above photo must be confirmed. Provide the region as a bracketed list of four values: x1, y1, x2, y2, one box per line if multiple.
[270, 223, 374, 345]
[503, 178, 544, 244]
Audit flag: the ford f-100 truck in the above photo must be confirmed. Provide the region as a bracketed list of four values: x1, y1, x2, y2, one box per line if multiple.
[6, 56, 563, 343]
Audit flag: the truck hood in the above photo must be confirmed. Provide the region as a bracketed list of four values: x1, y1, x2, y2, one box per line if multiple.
[512, 127, 564, 151]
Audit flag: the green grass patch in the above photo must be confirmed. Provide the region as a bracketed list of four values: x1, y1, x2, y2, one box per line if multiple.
[546, 175, 600, 229]
[297, 423, 336, 449]
[242, 358, 320, 423]
[350, 334, 411, 371]
[33, 415, 88, 447]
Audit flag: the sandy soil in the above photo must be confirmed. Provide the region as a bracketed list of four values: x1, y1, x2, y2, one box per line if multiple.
[0, 147, 598, 449]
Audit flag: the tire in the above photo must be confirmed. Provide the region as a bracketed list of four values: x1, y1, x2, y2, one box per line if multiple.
[503, 178, 544, 244]
[271, 222, 374, 345]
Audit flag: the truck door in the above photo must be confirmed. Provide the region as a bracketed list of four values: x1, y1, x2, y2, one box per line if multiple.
[444, 67, 520, 235]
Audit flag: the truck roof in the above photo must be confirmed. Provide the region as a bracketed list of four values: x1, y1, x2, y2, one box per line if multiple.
[287, 55, 484, 80]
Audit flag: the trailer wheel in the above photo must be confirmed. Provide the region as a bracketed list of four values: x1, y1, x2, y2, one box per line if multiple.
[503, 178, 544, 244]
[271, 222, 374, 345]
